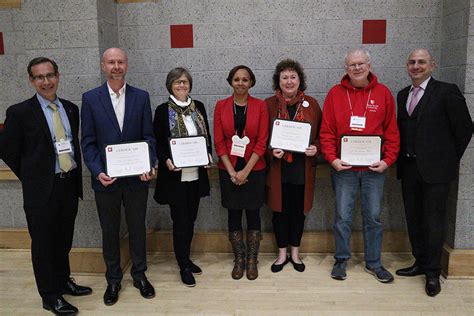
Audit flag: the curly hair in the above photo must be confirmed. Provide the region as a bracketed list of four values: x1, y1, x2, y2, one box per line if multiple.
[272, 59, 307, 92]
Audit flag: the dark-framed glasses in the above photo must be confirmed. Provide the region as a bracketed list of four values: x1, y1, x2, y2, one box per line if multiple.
[31, 73, 57, 82]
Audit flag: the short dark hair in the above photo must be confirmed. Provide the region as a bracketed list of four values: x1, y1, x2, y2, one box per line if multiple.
[272, 59, 307, 92]
[27, 57, 59, 77]
[165, 67, 193, 95]
[226, 65, 256, 87]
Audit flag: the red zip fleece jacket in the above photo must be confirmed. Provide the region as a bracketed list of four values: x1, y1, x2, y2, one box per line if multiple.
[320, 72, 400, 170]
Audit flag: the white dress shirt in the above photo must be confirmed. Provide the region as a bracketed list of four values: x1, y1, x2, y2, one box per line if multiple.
[107, 82, 126, 131]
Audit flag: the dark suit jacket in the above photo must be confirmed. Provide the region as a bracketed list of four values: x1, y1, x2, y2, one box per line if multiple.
[0, 96, 83, 207]
[213, 95, 269, 171]
[81, 83, 157, 192]
[397, 78, 472, 183]
[153, 100, 212, 204]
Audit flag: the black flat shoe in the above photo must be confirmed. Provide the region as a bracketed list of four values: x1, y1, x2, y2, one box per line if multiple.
[103, 283, 121, 306]
[396, 265, 425, 277]
[271, 257, 289, 273]
[43, 296, 78, 315]
[425, 278, 441, 297]
[290, 257, 305, 272]
[180, 268, 196, 287]
[188, 261, 202, 275]
[62, 277, 92, 296]
[133, 278, 155, 299]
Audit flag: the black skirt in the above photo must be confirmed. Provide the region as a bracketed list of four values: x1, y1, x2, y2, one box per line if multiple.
[219, 169, 266, 210]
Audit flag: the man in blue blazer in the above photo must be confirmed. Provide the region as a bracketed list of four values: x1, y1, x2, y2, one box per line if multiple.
[81, 48, 157, 305]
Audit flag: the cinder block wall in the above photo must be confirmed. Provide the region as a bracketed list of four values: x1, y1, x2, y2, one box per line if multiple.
[0, 0, 472, 249]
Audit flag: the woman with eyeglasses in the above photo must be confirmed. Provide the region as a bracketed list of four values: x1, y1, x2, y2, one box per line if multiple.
[153, 67, 212, 287]
[213, 65, 269, 280]
[265, 59, 322, 273]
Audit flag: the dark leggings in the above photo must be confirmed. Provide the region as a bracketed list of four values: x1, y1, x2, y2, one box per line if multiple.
[228, 209, 261, 232]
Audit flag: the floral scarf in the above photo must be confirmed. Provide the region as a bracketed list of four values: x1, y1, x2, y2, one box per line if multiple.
[168, 97, 209, 145]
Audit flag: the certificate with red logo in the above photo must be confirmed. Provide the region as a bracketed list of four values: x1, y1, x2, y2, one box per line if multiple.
[269, 119, 312, 153]
[340, 135, 382, 167]
[105, 141, 151, 178]
[169, 135, 209, 168]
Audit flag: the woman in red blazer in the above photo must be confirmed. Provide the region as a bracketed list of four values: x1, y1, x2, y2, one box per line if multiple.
[213, 65, 269, 281]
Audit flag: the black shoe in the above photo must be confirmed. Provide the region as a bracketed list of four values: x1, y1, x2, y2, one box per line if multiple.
[103, 283, 121, 306]
[43, 296, 78, 315]
[396, 264, 425, 277]
[289, 257, 305, 272]
[133, 278, 155, 299]
[271, 257, 289, 273]
[425, 278, 441, 297]
[188, 261, 203, 275]
[180, 268, 196, 287]
[62, 277, 92, 296]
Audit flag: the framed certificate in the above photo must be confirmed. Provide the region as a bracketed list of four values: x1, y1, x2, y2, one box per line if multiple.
[340, 135, 382, 167]
[169, 135, 209, 168]
[269, 119, 312, 153]
[105, 141, 152, 178]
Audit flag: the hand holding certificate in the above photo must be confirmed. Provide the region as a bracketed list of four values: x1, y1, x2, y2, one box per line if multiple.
[269, 119, 312, 153]
[169, 136, 209, 168]
[340, 135, 382, 167]
[105, 141, 152, 178]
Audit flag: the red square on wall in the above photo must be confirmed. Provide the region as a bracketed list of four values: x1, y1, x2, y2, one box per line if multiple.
[362, 20, 386, 44]
[170, 24, 193, 48]
[0, 32, 4, 55]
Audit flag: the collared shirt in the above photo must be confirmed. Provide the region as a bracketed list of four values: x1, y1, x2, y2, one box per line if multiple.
[406, 76, 430, 112]
[107, 82, 126, 131]
[37, 93, 77, 173]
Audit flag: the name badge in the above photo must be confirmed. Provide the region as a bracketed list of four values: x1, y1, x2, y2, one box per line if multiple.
[230, 135, 249, 158]
[350, 116, 366, 130]
[55, 139, 73, 155]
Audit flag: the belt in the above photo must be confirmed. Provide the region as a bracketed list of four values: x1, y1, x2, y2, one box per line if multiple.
[55, 170, 75, 178]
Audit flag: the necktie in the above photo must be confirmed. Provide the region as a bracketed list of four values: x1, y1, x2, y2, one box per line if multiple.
[408, 86, 421, 116]
[48, 103, 72, 172]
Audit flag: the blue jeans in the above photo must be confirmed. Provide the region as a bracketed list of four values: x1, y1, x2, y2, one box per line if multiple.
[331, 169, 386, 268]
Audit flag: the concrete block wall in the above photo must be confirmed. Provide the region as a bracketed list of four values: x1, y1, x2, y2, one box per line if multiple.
[0, 0, 472, 248]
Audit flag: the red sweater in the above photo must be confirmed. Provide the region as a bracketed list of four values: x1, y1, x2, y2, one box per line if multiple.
[320, 72, 400, 169]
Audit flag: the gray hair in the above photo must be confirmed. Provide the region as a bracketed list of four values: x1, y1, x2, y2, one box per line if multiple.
[165, 67, 193, 94]
[344, 49, 371, 67]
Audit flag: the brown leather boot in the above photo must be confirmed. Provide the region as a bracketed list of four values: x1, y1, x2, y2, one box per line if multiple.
[246, 230, 262, 280]
[229, 230, 246, 280]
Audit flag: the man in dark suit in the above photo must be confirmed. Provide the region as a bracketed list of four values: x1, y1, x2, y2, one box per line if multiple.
[0, 57, 92, 315]
[81, 48, 157, 305]
[396, 49, 472, 297]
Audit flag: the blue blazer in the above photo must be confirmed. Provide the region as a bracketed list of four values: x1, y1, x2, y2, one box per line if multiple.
[81, 82, 157, 191]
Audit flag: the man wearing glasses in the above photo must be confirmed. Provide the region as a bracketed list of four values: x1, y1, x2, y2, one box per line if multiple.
[0, 57, 91, 315]
[396, 49, 472, 297]
[320, 49, 400, 283]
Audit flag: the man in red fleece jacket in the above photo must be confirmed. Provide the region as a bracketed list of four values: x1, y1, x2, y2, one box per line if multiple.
[320, 49, 400, 283]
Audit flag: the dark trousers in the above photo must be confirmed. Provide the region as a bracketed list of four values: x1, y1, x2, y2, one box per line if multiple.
[24, 174, 78, 303]
[228, 208, 261, 232]
[95, 183, 148, 285]
[169, 180, 200, 270]
[401, 158, 450, 278]
[272, 183, 306, 248]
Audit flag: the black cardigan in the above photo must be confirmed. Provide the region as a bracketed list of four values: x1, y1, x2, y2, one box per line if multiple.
[153, 99, 212, 204]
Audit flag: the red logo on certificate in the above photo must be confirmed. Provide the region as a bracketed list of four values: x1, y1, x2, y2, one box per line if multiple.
[275, 121, 280, 126]
[107, 147, 113, 152]
[172, 140, 176, 145]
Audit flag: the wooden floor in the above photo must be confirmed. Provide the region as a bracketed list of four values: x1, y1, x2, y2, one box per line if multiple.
[1, 250, 473, 315]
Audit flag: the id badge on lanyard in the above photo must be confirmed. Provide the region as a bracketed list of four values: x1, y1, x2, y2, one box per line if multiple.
[55, 138, 73, 155]
[350, 116, 366, 131]
[230, 135, 250, 158]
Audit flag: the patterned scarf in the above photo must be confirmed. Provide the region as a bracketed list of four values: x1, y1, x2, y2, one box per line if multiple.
[276, 90, 306, 163]
[168, 97, 209, 145]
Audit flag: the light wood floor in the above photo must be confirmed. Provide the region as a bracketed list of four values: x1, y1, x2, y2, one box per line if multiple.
[1, 250, 473, 315]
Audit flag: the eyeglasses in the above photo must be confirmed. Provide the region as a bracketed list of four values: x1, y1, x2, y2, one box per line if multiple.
[173, 80, 190, 86]
[346, 62, 368, 70]
[31, 73, 57, 82]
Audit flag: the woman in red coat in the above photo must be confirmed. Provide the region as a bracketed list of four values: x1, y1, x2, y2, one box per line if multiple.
[213, 65, 269, 280]
[265, 59, 322, 273]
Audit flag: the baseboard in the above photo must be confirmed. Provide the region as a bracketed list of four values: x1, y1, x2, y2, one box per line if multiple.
[1, 228, 472, 278]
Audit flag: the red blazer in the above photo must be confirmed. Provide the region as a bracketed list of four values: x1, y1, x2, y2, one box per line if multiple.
[213, 95, 269, 171]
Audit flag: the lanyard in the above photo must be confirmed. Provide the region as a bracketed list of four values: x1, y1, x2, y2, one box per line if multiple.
[233, 101, 247, 137]
[346, 89, 371, 118]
